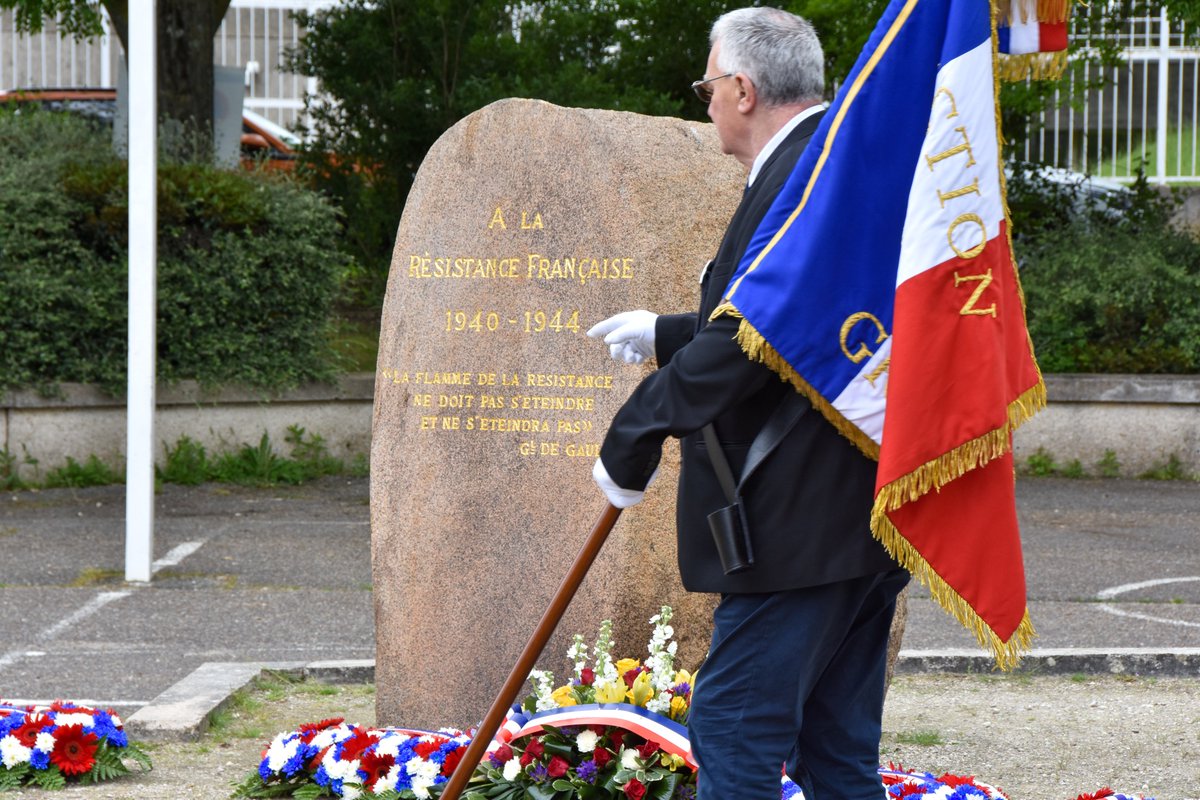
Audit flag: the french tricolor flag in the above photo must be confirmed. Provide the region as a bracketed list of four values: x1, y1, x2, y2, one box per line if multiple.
[717, 0, 1045, 667]
[997, 0, 1068, 55]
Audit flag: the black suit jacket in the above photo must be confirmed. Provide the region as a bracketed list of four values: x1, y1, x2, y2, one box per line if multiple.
[600, 112, 897, 593]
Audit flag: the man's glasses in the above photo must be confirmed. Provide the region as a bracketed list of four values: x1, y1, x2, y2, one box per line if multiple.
[691, 73, 733, 103]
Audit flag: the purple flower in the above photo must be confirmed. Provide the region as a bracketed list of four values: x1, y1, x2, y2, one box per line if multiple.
[530, 762, 549, 783]
[576, 759, 599, 783]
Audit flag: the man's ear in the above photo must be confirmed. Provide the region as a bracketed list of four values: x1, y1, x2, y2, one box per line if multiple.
[734, 73, 756, 114]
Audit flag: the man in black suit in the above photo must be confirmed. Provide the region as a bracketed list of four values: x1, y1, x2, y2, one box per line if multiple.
[588, 7, 907, 799]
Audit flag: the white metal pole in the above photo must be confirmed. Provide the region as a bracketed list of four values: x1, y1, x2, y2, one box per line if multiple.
[125, 0, 157, 583]
[100, 7, 112, 88]
[1157, 6, 1169, 181]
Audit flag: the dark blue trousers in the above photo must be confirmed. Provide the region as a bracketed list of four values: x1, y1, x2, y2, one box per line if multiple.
[689, 568, 909, 800]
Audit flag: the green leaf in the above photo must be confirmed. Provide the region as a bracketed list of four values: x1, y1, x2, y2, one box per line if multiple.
[32, 767, 67, 791]
[293, 782, 335, 800]
[550, 779, 574, 791]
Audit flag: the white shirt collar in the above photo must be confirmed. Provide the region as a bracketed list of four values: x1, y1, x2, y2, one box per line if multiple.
[746, 104, 825, 188]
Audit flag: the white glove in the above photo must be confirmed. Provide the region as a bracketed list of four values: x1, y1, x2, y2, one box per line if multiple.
[588, 310, 658, 365]
[592, 458, 645, 509]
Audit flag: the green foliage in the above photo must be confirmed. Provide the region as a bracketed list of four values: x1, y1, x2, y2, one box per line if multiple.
[1013, 166, 1200, 374]
[1096, 450, 1122, 478]
[45, 455, 122, 488]
[0, 0, 104, 38]
[1138, 454, 1193, 481]
[1023, 447, 1058, 477]
[0, 447, 33, 490]
[0, 107, 350, 396]
[158, 427, 354, 487]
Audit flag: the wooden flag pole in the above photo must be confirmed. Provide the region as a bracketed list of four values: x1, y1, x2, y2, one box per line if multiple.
[438, 502, 622, 800]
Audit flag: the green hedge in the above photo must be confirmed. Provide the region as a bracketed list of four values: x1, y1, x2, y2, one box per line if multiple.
[0, 108, 352, 395]
[1010, 166, 1200, 374]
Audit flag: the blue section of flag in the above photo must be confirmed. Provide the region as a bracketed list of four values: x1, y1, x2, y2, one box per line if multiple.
[726, 0, 990, 403]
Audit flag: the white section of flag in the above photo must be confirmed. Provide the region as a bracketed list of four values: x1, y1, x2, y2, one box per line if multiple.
[896, 38, 1004, 287]
[831, 337, 891, 445]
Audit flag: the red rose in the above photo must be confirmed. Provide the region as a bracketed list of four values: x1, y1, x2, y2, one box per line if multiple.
[592, 748, 613, 768]
[526, 738, 545, 759]
[623, 777, 647, 800]
[546, 755, 570, 778]
[491, 743, 514, 763]
[580, 667, 595, 686]
[622, 667, 642, 687]
[636, 740, 660, 759]
[608, 731, 625, 750]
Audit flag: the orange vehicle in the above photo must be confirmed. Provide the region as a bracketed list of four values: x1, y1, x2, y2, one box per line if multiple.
[0, 86, 299, 171]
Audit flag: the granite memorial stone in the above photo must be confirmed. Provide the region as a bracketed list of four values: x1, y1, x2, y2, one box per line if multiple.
[371, 99, 744, 728]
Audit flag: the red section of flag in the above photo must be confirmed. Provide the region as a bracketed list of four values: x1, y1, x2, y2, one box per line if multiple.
[1039, 22, 1068, 52]
[875, 220, 1040, 652]
[878, 221, 1039, 488]
[885, 452, 1027, 642]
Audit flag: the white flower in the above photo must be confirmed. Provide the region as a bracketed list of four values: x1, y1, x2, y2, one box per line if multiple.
[342, 785, 363, 800]
[408, 757, 441, 799]
[620, 747, 640, 770]
[264, 734, 300, 771]
[0, 735, 32, 769]
[310, 728, 342, 750]
[52, 712, 94, 728]
[326, 756, 360, 782]
[502, 758, 522, 781]
[374, 733, 402, 758]
[378, 764, 403, 792]
[575, 729, 599, 752]
[34, 732, 56, 753]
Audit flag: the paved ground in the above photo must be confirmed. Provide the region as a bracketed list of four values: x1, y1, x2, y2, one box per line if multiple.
[0, 475, 1197, 716]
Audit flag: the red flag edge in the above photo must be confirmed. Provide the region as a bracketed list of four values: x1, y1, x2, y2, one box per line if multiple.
[872, 510, 1036, 671]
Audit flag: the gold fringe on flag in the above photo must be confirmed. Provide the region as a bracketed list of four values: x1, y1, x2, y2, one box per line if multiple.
[711, 301, 881, 461]
[997, 0, 1072, 25]
[871, 509, 1037, 670]
[873, 382, 1046, 514]
[997, 50, 1068, 82]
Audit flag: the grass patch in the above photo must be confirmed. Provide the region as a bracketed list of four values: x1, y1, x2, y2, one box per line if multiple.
[3, 427, 369, 493]
[204, 674, 375, 746]
[894, 729, 945, 746]
[1096, 449, 1122, 478]
[69, 567, 123, 587]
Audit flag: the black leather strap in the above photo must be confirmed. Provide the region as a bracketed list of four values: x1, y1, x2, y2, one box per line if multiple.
[701, 390, 811, 502]
[701, 422, 739, 505]
[741, 391, 810, 489]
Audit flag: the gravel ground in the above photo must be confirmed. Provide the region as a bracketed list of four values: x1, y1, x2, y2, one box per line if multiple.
[11, 674, 1200, 799]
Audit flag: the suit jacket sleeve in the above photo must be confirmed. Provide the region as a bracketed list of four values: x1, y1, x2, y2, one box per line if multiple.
[600, 314, 775, 491]
[654, 312, 697, 367]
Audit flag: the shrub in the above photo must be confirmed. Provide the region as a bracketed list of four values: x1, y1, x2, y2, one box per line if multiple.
[1012, 167, 1200, 374]
[0, 108, 352, 395]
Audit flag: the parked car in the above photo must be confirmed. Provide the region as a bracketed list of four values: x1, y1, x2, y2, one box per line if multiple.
[0, 86, 298, 171]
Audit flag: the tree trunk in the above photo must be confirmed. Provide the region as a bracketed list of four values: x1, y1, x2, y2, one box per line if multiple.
[102, 0, 232, 139]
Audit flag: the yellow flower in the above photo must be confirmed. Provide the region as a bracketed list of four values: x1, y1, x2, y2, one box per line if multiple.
[659, 752, 687, 771]
[614, 658, 641, 677]
[595, 680, 627, 703]
[550, 685, 578, 707]
[669, 694, 689, 720]
[673, 669, 692, 685]
[628, 670, 654, 707]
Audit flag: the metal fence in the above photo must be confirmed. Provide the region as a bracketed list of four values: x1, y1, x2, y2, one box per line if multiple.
[1016, 8, 1199, 183]
[0, 0, 336, 131]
